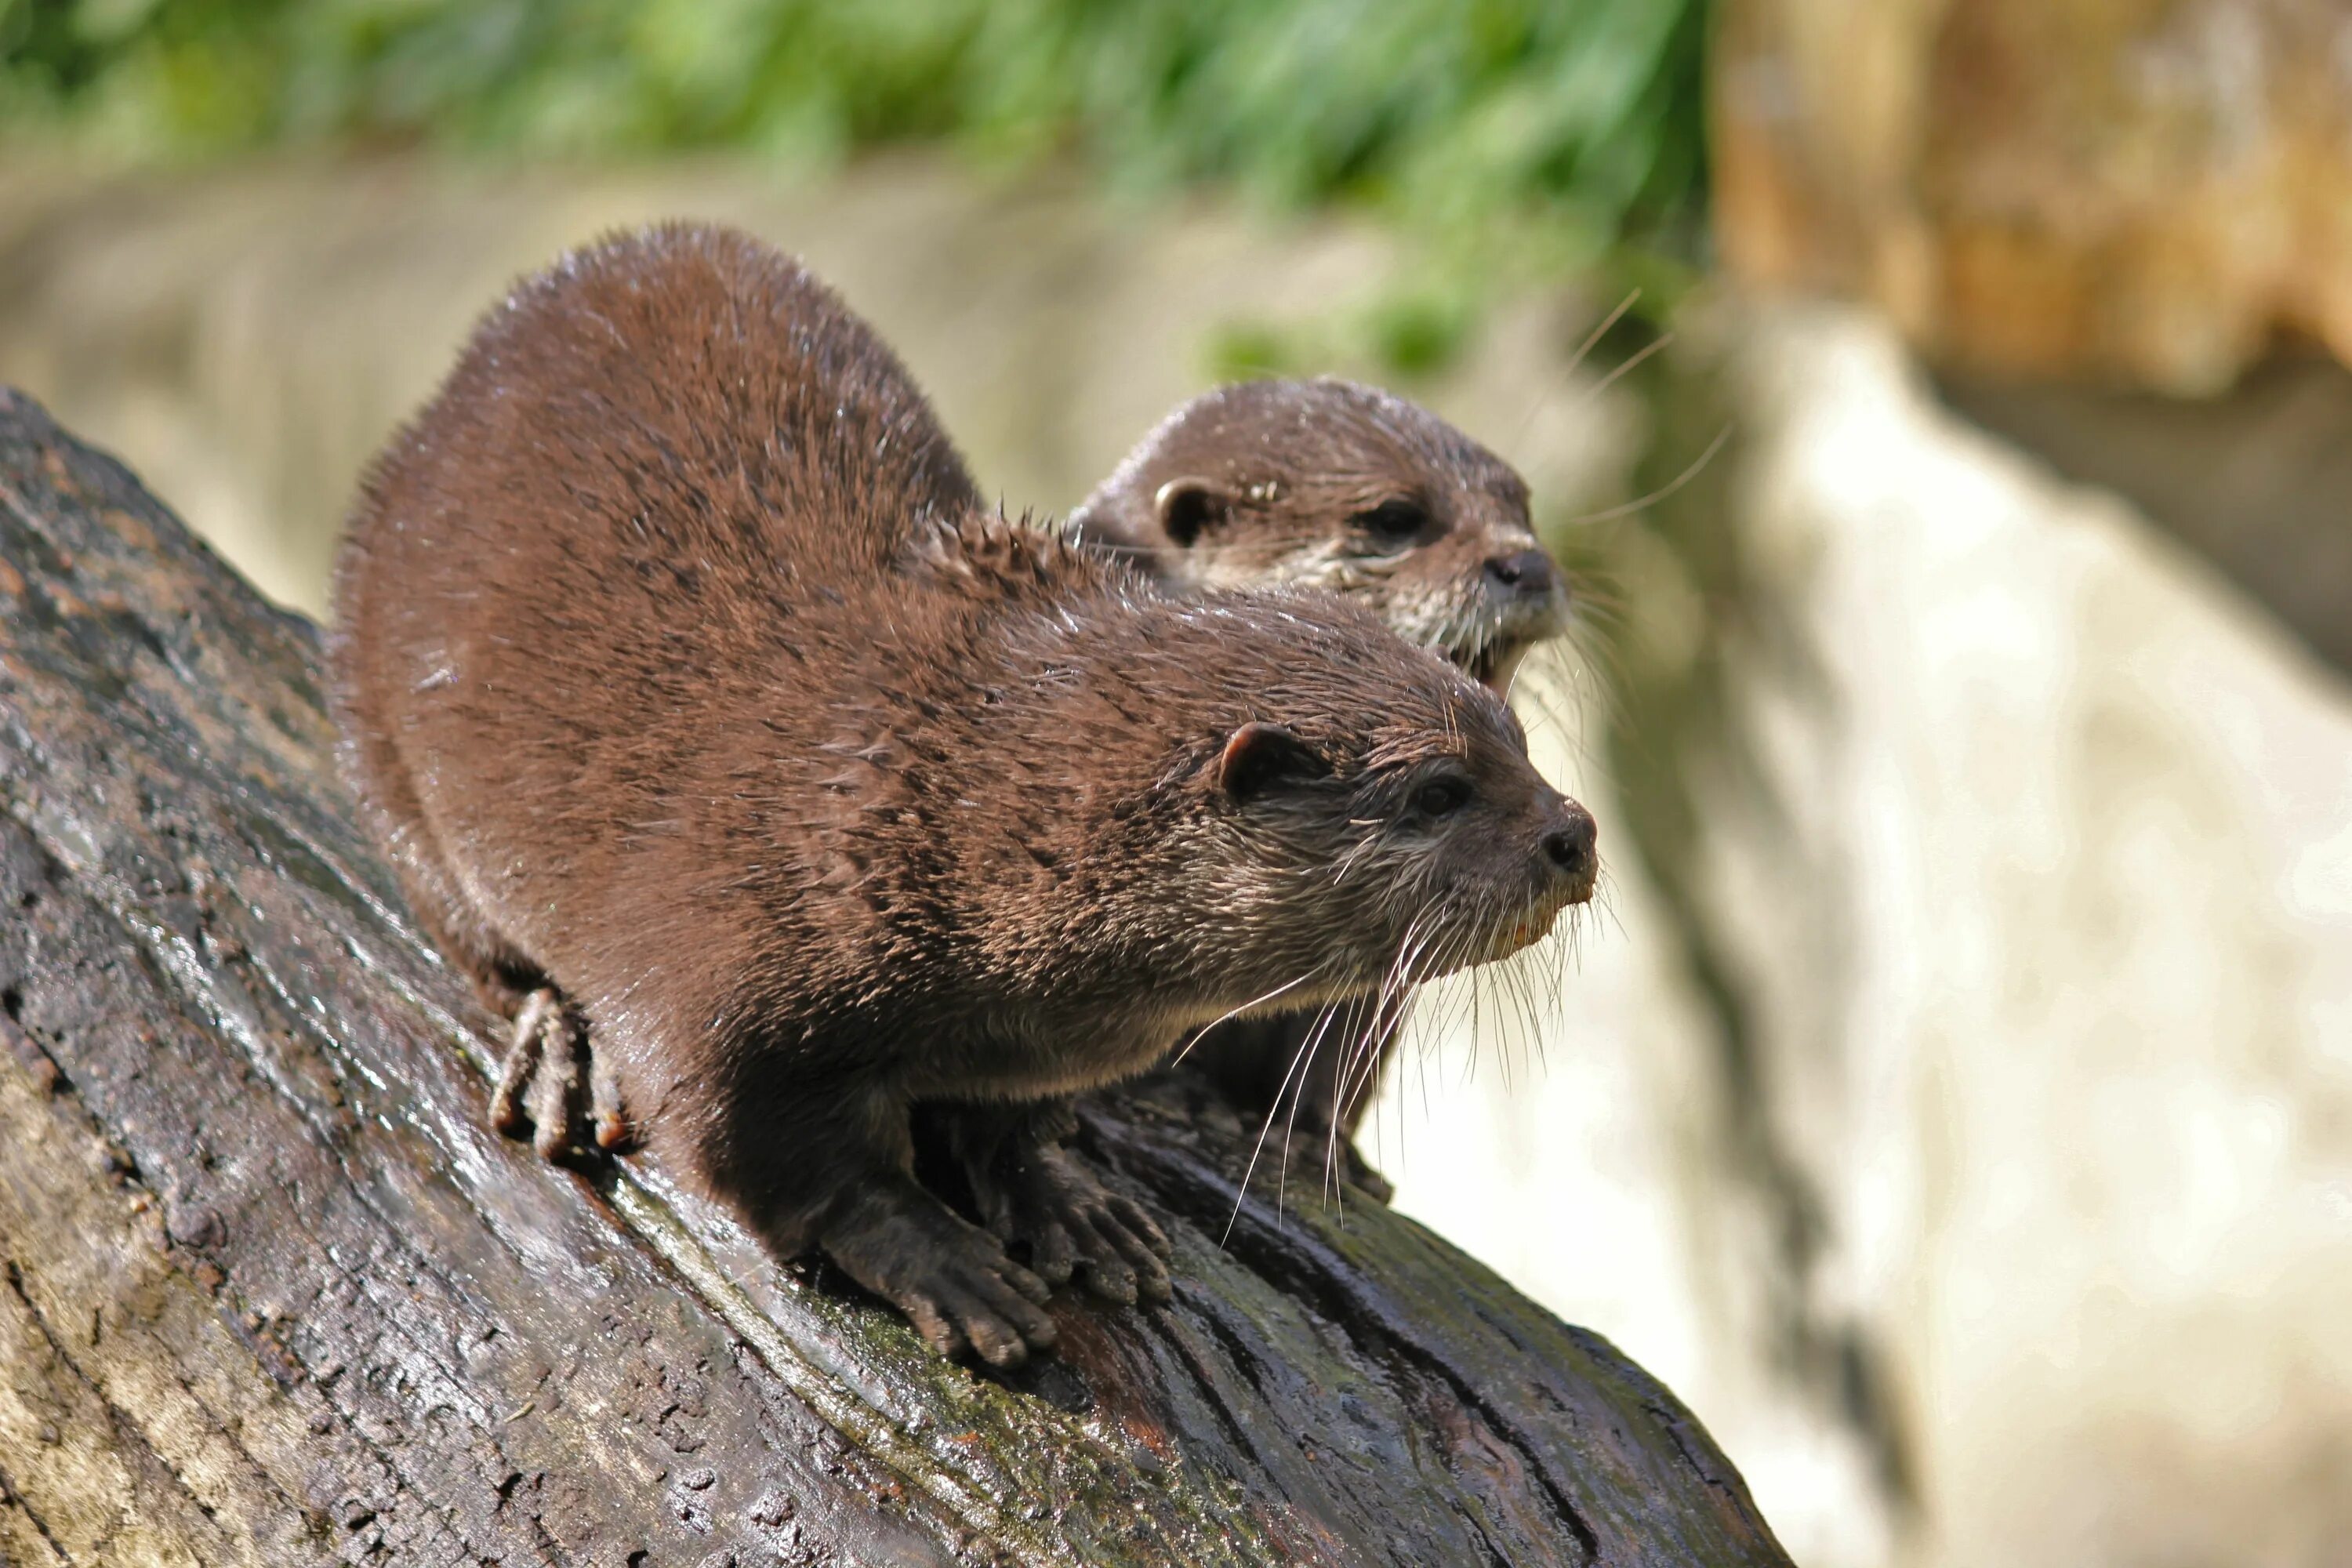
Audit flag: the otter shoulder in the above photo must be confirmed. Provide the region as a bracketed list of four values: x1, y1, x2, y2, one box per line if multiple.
[912, 510, 1154, 608]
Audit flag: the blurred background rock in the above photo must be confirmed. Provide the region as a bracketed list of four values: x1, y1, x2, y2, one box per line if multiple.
[2, 3, 2347, 1565]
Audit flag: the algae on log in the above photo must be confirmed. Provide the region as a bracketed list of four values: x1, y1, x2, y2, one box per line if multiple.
[0, 386, 1790, 1567]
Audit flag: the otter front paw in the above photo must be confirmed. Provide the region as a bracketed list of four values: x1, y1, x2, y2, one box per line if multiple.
[970, 1138, 1172, 1307]
[824, 1192, 1059, 1367]
[488, 988, 633, 1160]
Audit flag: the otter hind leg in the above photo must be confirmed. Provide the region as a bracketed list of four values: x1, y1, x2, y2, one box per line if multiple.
[348, 732, 621, 1161]
[712, 1086, 1059, 1366]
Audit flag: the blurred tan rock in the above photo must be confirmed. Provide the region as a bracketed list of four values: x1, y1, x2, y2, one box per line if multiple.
[0, 159, 1631, 616]
[1399, 300, 2352, 1568]
[1715, 0, 2352, 391]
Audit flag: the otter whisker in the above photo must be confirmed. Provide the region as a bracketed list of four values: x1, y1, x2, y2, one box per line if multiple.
[1590, 877, 1629, 973]
[1553, 625, 1632, 737]
[1566, 424, 1731, 528]
[1307, 995, 1384, 1217]
[1325, 902, 1453, 1189]
[1171, 962, 1334, 1065]
[1510, 946, 1546, 1083]
[1566, 289, 1642, 379]
[1580, 328, 1675, 408]
[1510, 645, 1618, 780]
[1229, 992, 1352, 1243]
[1327, 898, 1468, 1195]
[1508, 670, 1585, 757]
[1329, 987, 1409, 1200]
[1509, 287, 1642, 451]
[1349, 900, 1476, 1142]
[1375, 906, 1445, 1025]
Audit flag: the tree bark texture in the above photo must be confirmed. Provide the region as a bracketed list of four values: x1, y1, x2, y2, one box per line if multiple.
[0, 387, 1792, 1566]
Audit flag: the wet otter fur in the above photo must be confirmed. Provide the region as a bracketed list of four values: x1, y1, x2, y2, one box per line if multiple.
[331, 223, 1597, 1363]
[459, 371, 1581, 1218]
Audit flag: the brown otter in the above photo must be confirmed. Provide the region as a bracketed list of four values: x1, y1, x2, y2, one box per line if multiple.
[1066, 377, 1569, 692]
[331, 223, 1598, 1364]
[1068, 379, 1573, 1199]
[480, 371, 1577, 1218]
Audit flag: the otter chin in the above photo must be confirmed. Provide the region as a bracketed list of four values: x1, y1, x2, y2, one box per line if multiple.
[1462, 619, 1559, 698]
[1487, 894, 1580, 967]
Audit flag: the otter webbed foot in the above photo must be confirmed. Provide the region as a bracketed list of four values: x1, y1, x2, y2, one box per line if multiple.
[820, 1181, 1059, 1367]
[941, 1102, 1171, 1305]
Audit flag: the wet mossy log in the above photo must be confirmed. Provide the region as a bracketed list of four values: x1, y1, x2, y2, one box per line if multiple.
[0, 388, 1791, 1567]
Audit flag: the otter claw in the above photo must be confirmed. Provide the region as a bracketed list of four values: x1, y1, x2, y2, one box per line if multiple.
[970, 1138, 1172, 1307]
[490, 987, 599, 1161]
[491, 988, 558, 1136]
[589, 1040, 634, 1151]
[824, 1189, 1058, 1365]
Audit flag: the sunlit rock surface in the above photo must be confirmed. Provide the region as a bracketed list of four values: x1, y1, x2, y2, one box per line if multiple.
[1718, 310, 2352, 1568]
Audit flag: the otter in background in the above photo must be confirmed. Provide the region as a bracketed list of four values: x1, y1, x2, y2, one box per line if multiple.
[1067, 377, 1569, 692]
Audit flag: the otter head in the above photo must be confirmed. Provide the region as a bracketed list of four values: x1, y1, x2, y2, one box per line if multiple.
[1068, 378, 1570, 692]
[1094, 593, 1596, 1029]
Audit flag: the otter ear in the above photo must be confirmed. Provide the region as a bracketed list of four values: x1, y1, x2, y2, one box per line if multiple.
[1154, 477, 1232, 547]
[1218, 722, 1330, 802]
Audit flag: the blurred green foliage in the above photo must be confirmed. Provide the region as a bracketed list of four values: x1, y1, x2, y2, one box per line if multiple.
[2, 0, 1706, 371]
[2, 0, 1705, 236]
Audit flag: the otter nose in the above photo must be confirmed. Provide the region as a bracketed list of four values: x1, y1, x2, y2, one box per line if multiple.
[1484, 548, 1555, 597]
[1541, 803, 1598, 887]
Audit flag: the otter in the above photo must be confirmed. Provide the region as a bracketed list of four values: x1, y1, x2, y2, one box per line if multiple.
[331, 223, 1598, 1364]
[1069, 379, 1573, 1199]
[1066, 377, 1569, 693]
[478, 372, 1578, 1212]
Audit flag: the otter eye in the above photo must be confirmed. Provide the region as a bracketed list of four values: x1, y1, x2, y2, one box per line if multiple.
[1414, 776, 1472, 818]
[1352, 498, 1430, 544]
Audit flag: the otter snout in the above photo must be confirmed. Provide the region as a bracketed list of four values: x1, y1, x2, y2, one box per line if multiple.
[1540, 798, 1599, 902]
[1483, 545, 1569, 626]
[1483, 547, 1555, 597]
[1469, 544, 1572, 692]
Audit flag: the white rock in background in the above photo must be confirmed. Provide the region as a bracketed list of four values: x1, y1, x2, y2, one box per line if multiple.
[1745, 310, 2352, 1568]
[1381, 303, 2352, 1568]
